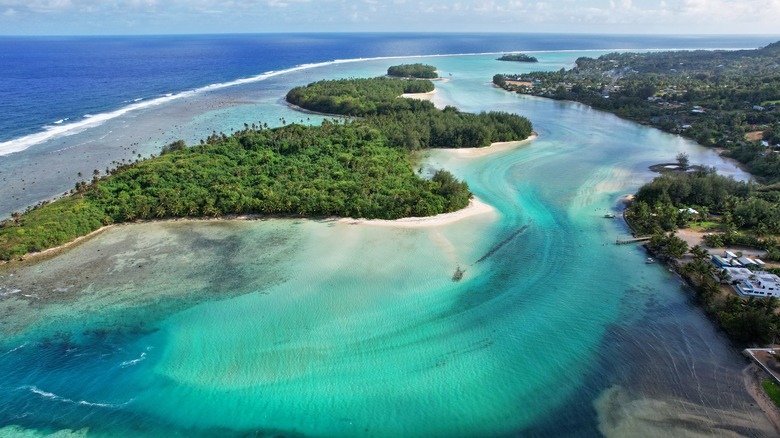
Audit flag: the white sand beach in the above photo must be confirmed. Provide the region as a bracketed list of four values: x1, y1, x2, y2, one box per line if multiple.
[339, 197, 495, 228]
[442, 133, 537, 158]
[400, 90, 437, 101]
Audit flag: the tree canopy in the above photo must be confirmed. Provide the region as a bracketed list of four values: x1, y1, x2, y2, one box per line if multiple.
[387, 63, 438, 79]
[286, 75, 533, 150]
[497, 54, 538, 63]
[0, 122, 473, 260]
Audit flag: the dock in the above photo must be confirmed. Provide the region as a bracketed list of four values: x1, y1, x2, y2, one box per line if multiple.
[615, 236, 651, 245]
[743, 348, 780, 385]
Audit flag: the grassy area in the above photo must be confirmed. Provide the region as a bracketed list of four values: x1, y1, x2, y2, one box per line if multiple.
[684, 221, 719, 231]
[762, 380, 780, 408]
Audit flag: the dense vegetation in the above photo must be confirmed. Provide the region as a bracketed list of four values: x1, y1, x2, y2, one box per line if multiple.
[287, 77, 533, 149]
[1, 65, 533, 261]
[0, 122, 471, 260]
[624, 170, 780, 344]
[497, 54, 538, 63]
[286, 77, 436, 117]
[627, 170, 777, 240]
[627, 169, 780, 255]
[387, 63, 438, 79]
[494, 41, 780, 181]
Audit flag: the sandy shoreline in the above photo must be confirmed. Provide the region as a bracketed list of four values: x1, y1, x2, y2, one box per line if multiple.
[2, 197, 497, 264]
[401, 90, 437, 101]
[3, 225, 116, 264]
[442, 133, 538, 158]
[338, 197, 495, 228]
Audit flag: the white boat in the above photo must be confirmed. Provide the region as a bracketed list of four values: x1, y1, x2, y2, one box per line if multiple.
[646, 257, 655, 264]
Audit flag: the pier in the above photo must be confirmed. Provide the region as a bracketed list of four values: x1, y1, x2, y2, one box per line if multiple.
[615, 236, 651, 245]
[743, 348, 780, 385]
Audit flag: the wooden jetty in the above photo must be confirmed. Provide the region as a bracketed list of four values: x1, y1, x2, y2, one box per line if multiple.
[615, 236, 651, 245]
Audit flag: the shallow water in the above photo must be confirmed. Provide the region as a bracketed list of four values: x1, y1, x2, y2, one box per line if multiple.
[0, 53, 773, 436]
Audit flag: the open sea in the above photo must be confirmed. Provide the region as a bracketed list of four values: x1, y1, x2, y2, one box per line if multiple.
[1, 33, 780, 437]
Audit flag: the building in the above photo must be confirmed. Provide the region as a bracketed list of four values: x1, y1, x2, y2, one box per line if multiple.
[720, 267, 753, 283]
[734, 272, 780, 298]
[712, 255, 731, 268]
[737, 257, 757, 267]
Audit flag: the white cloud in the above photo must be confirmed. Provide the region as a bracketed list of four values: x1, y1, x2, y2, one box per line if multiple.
[1, 0, 778, 34]
[266, 0, 311, 7]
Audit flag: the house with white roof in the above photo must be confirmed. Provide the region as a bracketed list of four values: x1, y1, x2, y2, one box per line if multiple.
[721, 267, 753, 283]
[734, 272, 780, 298]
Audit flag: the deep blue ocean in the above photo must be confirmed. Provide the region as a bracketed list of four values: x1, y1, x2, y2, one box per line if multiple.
[1, 33, 777, 144]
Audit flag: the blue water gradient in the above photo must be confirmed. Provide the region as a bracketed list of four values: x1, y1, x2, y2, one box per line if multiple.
[1, 33, 777, 143]
[0, 34, 778, 437]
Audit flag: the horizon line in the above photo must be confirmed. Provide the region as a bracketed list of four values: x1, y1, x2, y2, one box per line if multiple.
[2, 31, 780, 38]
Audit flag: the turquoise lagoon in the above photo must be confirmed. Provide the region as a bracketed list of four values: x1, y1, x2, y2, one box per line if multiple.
[0, 53, 775, 437]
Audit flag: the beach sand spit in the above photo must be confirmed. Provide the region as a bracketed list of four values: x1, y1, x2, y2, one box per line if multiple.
[339, 197, 495, 229]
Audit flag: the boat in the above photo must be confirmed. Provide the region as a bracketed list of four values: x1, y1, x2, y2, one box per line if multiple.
[646, 257, 655, 264]
[452, 266, 464, 281]
[603, 213, 616, 218]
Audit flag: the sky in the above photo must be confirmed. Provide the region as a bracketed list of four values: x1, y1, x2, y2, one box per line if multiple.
[1, 0, 779, 35]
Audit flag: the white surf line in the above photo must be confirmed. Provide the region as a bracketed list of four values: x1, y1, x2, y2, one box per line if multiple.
[0, 45, 756, 157]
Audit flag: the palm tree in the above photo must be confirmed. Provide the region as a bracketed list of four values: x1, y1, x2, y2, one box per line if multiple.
[690, 244, 710, 262]
[756, 221, 768, 237]
[665, 233, 689, 259]
[698, 206, 709, 224]
[689, 258, 711, 280]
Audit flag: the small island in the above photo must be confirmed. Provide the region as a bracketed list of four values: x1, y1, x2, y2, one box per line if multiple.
[497, 53, 538, 63]
[0, 66, 533, 261]
[285, 76, 532, 149]
[387, 63, 439, 79]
